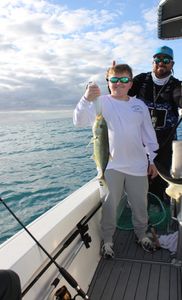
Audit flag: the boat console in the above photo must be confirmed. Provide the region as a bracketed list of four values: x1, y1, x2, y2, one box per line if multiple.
[158, 0, 182, 39]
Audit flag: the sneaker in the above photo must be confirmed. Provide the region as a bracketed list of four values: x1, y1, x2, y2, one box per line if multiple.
[138, 237, 156, 253]
[100, 241, 114, 259]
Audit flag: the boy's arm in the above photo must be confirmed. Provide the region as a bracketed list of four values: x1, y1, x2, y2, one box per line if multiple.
[73, 96, 95, 126]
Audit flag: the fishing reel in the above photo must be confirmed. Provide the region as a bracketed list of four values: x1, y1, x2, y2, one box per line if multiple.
[54, 285, 72, 300]
[54, 285, 82, 300]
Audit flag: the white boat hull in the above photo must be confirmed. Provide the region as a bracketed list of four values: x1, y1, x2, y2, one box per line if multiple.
[0, 179, 101, 299]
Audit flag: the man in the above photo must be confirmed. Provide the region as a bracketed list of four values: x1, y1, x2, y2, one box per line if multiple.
[129, 46, 182, 202]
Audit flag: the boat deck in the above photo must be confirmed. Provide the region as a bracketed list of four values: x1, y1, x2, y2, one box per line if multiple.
[88, 229, 182, 300]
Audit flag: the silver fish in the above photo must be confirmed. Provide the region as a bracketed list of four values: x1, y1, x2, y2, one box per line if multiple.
[92, 113, 110, 186]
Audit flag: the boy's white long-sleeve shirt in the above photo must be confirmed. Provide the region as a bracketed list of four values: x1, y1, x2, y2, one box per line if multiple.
[73, 95, 159, 176]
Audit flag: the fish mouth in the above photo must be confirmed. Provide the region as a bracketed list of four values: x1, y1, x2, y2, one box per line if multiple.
[96, 114, 103, 120]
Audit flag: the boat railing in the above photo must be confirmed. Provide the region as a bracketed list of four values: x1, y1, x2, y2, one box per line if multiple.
[0, 179, 102, 299]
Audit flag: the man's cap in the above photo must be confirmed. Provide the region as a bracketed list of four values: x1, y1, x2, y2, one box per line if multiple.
[153, 46, 174, 59]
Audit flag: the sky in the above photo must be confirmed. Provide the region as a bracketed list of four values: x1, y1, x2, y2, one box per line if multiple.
[0, 0, 181, 111]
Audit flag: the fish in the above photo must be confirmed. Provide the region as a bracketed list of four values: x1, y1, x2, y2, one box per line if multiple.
[92, 113, 110, 187]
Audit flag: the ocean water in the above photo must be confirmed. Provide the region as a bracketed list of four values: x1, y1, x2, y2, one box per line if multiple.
[0, 110, 181, 245]
[0, 110, 96, 244]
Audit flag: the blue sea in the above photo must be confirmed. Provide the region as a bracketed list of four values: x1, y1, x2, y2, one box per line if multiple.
[0, 110, 182, 245]
[0, 110, 96, 244]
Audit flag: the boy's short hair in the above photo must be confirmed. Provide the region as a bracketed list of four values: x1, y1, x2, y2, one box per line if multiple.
[106, 64, 133, 80]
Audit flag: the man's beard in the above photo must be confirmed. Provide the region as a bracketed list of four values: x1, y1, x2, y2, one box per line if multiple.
[155, 67, 171, 78]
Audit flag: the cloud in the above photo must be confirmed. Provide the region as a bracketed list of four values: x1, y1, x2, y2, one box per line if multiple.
[0, 0, 162, 110]
[143, 6, 158, 31]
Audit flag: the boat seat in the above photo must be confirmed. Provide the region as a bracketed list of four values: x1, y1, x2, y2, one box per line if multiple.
[0, 269, 21, 300]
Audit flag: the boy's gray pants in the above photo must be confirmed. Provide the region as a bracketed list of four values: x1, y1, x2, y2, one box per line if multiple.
[101, 169, 149, 243]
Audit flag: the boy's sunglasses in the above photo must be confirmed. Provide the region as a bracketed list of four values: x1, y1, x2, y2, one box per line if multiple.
[153, 57, 172, 65]
[108, 77, 131, 83]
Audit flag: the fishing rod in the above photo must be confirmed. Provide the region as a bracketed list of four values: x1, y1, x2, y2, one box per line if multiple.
[0, 197, 90, 300]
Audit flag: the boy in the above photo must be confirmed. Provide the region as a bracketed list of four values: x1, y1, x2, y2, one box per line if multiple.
[73, 64, 158, 258]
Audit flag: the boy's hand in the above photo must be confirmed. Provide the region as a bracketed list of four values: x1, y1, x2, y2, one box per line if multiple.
[148, 164, 158, 179]
[84, 82, 101, 102]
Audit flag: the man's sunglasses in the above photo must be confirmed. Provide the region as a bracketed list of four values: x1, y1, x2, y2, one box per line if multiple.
[153, 57, 172, 65]
[108, 77, 131, 83]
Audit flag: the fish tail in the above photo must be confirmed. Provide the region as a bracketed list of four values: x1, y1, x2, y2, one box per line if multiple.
[98, 176, 109, 197]
[99, 178, 106, 187]
[97, 171, 105, 186]
[99, 180, 109, 198]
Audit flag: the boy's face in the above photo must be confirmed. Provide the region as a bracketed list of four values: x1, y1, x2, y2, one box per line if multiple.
[107, 72, 133, 98]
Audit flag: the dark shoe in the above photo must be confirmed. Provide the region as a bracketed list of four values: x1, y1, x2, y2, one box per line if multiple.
[100, 241, 114, 259]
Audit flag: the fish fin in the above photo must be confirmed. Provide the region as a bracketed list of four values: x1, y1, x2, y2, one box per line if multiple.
[91, 154, 95, 160]
[97, 169, 103, 178]
[87, 137, 98, 147]
[86, 139, 92, 147]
